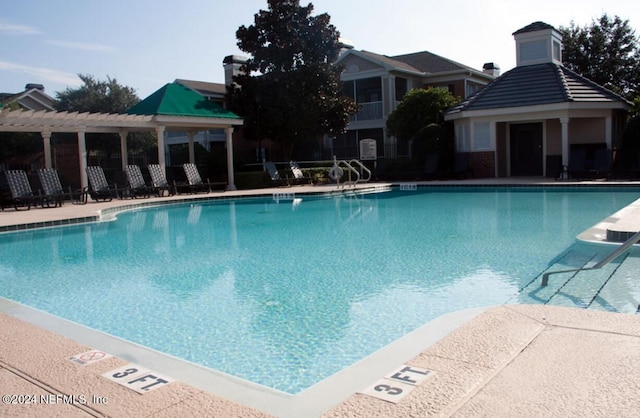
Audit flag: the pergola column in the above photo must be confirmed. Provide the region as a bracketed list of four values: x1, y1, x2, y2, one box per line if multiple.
[560, 117, 570, 179]
[605, 116, 612, 149]
[156, 125, 166, 172]
[41, 129, 52, 169]
[77, 127, 88, 189]
[188, 131, 196, 163]
[226, 127, 236, 190]
[119, 130, 128, 169]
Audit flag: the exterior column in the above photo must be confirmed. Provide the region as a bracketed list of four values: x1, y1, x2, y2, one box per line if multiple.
[77, 128, 88, 189]
[560, 117, 570, 179]
[119, 130, 128, 169]
[188, 131, 196, 163]
[225, 127, 236, 190]
[41, 130, 52, 169]
[156, 126, 166, 173]
[605, 116, 612, 149]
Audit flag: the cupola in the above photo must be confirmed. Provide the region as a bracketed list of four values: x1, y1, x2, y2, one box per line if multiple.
[513, 21, 563, 67]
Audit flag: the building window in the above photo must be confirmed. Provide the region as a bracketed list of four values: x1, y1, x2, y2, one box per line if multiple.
[343, 77, 383, 121]
[466, 82, 482, 98]
[474, 122, 491, 150]
[342, 77, 382, 103]
[520, 40, 546, 61]
[355, 77, 381, 103]
[553, 40, 561, 61]
[395, 77, 407, 101]
[456, 123, 471, 151]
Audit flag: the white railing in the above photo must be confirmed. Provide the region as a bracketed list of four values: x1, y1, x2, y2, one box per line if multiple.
[349, 101, 383, 121]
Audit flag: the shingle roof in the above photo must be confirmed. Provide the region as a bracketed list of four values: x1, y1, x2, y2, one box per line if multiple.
[512, 21, 556, 35]
[127, 82, 240, 119]
[446, 63, 630, 114]
[175, 79, 226, 97]
[357, 51, 421, 73]
[390, 51, 471, 73]
[356, 50, 476, 74]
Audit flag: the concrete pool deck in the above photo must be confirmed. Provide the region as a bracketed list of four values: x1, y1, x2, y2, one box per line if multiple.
[1, 178, 640, 417]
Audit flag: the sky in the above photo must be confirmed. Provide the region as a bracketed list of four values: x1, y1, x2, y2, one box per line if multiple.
[1, 0, 639, 100]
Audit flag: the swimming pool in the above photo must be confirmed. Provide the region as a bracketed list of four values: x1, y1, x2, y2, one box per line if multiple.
[1, 187, 639, 393]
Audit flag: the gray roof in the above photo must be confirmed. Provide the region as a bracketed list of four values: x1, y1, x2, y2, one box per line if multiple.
[356, 50, 478, 75]
[174, 79, 226, 98]
[446, 63, 631, 114]
[391, 51, 472, 73]
[512, 21, 556, 35]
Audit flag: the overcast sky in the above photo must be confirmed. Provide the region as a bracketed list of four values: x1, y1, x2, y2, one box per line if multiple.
[2, 0, 638, 99]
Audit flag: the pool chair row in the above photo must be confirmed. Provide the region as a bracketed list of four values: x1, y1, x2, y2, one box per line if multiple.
[264, 160, 315, 186]
[1, 163, 225, 210]
[1, 168, 84, 211]
[85, 163, 226, 202]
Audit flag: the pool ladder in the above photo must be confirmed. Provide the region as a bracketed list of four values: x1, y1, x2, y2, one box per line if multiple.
[332, 157, 372, 188]
[541, 230, 640, 286]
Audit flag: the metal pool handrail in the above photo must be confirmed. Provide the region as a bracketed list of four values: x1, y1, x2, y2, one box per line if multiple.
[541, 230, 640, 286]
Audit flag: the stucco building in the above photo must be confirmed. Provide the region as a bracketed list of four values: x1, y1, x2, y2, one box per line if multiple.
[444, 22, 632, 178]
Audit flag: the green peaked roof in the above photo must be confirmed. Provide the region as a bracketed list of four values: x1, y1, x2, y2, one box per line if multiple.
[127, 82, 240, 119]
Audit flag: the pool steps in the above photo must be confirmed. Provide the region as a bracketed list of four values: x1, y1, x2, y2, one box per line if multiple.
[541, 230, 640, 286]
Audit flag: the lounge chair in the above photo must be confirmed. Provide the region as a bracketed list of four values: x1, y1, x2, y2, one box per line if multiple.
[4, 170, 37, 210]
[183, 163, 223, 193]
[289, 161, 314, 185]
[147, 164, 176, 196]
[85, 166, 118, 202]
[124, 165, 152, 198]
[264, 161, 289, 186]
[37, 168, 70, 207]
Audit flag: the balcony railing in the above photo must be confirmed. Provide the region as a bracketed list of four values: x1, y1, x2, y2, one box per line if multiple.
[350, 101, 383, 122]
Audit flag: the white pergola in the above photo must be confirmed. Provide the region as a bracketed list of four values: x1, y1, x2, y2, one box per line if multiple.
[0, 108, 243, 190]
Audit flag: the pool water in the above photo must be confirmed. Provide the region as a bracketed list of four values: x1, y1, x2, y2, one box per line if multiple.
[1, 187, 639, 393]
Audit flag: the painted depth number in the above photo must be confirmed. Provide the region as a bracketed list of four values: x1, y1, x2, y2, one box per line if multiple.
[359, 365, 433, 403]
[102, 364, 173, 394]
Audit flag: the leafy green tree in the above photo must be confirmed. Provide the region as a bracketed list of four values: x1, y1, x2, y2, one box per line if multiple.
[559, 14, 640, 99]
[55, 74, 140, 113]
[227, 0, 358, 160]
[386, 87, 457, 140]
[630, 96, 640, 118]
[55, 74, 155, 163]
[386, 87, 458, 176]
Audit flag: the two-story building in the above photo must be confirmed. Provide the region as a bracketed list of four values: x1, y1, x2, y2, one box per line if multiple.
[331, 46, 496, 160]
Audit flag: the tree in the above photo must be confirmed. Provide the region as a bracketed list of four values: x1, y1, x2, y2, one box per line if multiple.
[55, 74, 140, 113]
[559, 14, 640, 99]
[54, 74, 155, 162]
[227, 0, 358, 160]
[386, 87, 458, 176]
[386, 87, 458, 140]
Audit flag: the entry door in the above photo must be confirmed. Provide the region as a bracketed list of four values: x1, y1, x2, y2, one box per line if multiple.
[510, 123, 543, 176]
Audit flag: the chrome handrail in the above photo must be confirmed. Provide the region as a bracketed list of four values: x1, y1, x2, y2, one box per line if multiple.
[541, 230, 640, 286]
[349, 159, 372, 183]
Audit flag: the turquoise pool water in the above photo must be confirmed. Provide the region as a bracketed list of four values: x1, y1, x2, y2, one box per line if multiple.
[1, 187, 639, 393]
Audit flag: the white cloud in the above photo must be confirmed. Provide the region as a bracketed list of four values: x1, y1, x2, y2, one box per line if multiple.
[0, 61, 82, 87]
[0, 20, 40, 35]
[45, 39, 116, 53]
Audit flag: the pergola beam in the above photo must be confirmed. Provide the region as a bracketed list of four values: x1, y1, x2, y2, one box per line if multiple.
[0, 108, 243, 190]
